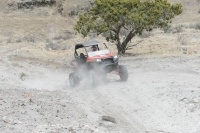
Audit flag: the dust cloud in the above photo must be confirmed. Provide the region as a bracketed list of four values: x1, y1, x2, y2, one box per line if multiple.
[22, 68, 68, 91]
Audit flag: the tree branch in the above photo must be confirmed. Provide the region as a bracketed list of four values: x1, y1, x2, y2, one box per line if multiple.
[125, 40, 144, 50]
[115, 24, 122, 43]
[123, 26, 128, 30]
[111, 28, 117, 32]
[122, 30, 136, 45]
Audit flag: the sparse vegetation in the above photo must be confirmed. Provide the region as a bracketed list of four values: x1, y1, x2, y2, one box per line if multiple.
[163, 25, 172, 33]
[173, 25, 184, 33]
[7, 2, 18, 10]
[56, 0, 64, 15]
[189, 23, 200, 30]
[16, 38, 22, 43]
[7, 37, 22, 43]
[16, 0, 56, 9]
[177, 35, 188, 54]
[68, 6, 90, 17]
[7, 38, 11, 43]
[53, 35, 63, 40]
[194, 23, 200, 30]
[51, 31, 74, 41]
[198, 0, 200, 13]
[162, 24, 185, 33]
[23, 36, 36, 43]
[75, 0, 182, 54]
[178, 35, 187, 46]
[138, 31, 152, 38]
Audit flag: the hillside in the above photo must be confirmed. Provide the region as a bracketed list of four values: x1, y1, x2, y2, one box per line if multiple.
[0, 0, 199, 57]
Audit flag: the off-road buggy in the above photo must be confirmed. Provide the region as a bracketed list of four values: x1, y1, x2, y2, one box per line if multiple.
[69, 40, 128, 87]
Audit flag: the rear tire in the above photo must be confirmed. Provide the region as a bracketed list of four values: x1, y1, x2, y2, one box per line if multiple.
[69, 72, 79, 87]
[119, 65, 128, 81]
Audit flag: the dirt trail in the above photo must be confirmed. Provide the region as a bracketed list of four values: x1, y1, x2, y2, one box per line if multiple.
[1, 51, 200, 133]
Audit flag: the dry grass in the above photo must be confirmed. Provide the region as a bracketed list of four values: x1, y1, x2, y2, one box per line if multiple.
[0, 0, 199, 59]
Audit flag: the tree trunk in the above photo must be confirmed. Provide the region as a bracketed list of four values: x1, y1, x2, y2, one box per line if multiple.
[116, 42, 122, 55]
[117, 31, 136, 55]
[116, 42, 126, 55]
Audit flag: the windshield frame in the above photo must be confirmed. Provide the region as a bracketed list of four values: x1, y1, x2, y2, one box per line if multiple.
[74, 43, 110, 58]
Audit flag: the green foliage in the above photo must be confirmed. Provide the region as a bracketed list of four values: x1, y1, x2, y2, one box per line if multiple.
[74, 0, 182, 54]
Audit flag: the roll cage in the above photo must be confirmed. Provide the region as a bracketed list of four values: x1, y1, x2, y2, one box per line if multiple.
[74, 40, 108, 58]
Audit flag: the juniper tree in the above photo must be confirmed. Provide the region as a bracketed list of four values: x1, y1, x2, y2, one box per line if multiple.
[74, 0, 182, 54]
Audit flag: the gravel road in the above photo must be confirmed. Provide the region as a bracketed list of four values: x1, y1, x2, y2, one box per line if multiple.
[1, 54, 200, 133]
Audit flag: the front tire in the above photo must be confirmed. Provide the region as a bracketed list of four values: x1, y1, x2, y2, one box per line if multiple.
[119, 65, 128, 81]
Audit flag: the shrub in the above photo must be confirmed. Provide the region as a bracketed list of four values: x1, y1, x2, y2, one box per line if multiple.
[163, 25, 172, 33]
[16, 0, 56, 9]
[23, 36, 35, 43]
[173, 25, 184, 33]
[189, 23, 200, 30]
[195, 23, 200, 30]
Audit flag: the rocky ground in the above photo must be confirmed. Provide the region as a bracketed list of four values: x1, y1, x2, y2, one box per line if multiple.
[0, 45, 200, 133]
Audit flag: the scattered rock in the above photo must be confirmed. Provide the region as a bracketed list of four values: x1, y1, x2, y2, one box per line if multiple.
[2, 117, 18, 125]
[62, 105, 66, 107]
[20, 72, 26, 81]
[102, 116, 116, 123]
[21, 103, 26, 106]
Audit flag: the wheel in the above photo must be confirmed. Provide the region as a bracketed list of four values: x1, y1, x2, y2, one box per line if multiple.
[119, 65, 128, 81]
[69, 72, 79, 87]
